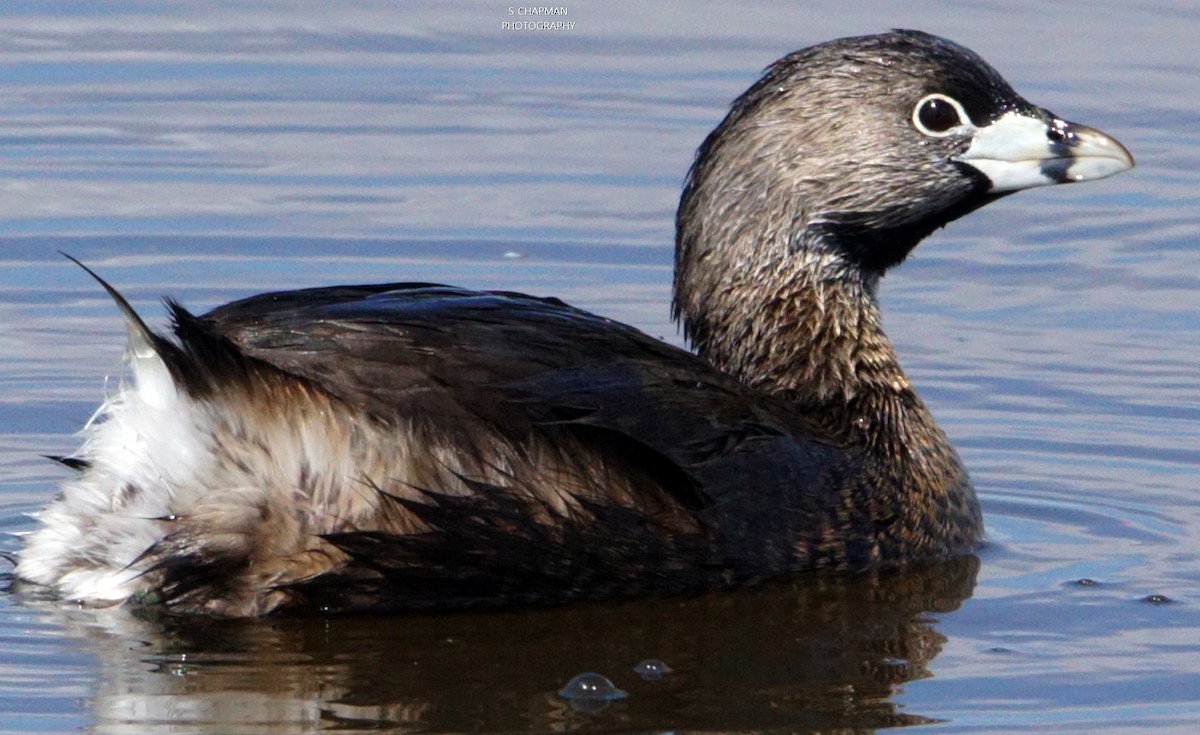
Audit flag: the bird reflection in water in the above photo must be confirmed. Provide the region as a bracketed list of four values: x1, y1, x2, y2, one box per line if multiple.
[27, 556, 977, 733]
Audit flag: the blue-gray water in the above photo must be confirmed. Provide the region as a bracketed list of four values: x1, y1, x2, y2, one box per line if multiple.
[1, 2, 1198, 733]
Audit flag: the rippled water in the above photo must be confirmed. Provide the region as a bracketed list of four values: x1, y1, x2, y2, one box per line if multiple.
[1, 2, 1198, 733]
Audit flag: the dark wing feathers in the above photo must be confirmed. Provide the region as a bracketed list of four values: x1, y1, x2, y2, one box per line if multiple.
[202, 283, 851, 495]
[186, 284, 863, 610]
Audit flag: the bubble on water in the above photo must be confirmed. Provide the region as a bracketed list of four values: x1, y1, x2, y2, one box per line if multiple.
[1141, 593, 1174, 605]
[557, 672, 628, 713]
[558, 672, 628, 702]
[633, 658, 673, 681]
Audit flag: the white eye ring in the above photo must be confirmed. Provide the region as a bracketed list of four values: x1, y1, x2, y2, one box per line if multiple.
[912, 93, 973, 137]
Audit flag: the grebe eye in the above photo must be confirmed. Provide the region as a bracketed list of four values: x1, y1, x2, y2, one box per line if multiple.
[912, 94, 970, 137]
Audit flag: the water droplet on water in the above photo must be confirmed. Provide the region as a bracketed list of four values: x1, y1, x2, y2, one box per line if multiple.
[633, 658, 673, 680]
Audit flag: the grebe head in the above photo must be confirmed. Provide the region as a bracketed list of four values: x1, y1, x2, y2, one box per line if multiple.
[674, 30, 1133, 362]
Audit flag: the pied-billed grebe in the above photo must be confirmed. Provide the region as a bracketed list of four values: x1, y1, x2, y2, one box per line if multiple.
[16, 30, 1133, 617]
